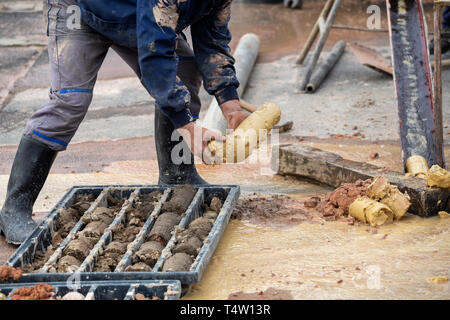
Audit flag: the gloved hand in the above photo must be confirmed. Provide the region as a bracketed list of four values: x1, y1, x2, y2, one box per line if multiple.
[284, 0, 303, 9]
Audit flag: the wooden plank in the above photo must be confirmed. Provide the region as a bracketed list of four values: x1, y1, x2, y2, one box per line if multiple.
[273, 144, 449, 217]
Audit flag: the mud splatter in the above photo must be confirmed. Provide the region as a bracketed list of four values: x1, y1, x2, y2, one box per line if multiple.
[153, 1, 178, 30]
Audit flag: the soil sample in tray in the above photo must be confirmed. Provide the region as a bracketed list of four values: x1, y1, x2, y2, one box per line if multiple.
[126, 185, 198, 272]
[161, 184, 197, 214]
[93, 191, 162, 272]
[52, 195, 124, 273]
[22, 194, 96, 273]
[162, 196, 223, 272]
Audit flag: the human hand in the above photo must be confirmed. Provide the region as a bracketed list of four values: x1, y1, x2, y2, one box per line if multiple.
[220, 99, 249, 130]
[178, 122, 225, 161]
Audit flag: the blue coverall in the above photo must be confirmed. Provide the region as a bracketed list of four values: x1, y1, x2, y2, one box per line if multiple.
[25, 0, 239, 151]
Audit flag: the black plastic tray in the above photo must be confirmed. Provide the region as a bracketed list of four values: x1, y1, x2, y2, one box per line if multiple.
[0, 280, 181, 300]
[3, 185, 240, 285]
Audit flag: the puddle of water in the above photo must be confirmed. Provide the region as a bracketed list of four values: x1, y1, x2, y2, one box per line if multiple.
[185, 215, 450, 300]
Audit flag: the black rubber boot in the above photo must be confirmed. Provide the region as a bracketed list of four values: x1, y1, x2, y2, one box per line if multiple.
[0, 136, 57, 245]
[155, 108, 208, 185]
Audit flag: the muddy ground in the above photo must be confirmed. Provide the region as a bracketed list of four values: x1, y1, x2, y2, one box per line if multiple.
[0, 0, 449, 300]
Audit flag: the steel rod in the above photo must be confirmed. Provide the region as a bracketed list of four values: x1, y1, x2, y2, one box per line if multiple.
[297, 0, 342, 92]
[306, 40, 346, 93]
[295, 0, 334, 65]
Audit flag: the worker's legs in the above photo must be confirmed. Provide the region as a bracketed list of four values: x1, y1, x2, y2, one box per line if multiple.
[112, 36, 207, 185]
[0, 0, 111, 244]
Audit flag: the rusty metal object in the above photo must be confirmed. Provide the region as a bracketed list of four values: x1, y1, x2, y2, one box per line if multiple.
[387, 0, 445, 169]
[306, 40, 346, 93]
[349, 42, 393, 75]
[296, 0, 334, 65]
[433, 1, 448, 169]
[273, 144, 449, 216]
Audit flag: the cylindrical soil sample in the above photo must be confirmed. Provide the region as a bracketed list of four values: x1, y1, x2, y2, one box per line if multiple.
[162, 252, 193, 272]
[427, 165, 450, 188]
[367, 176, 411, 220]
[207, 103, 281, 164]
[57, 255, 81, 273]
[405, 155, 429, 179]
[81, 207, 115, 225]
[162, 185, 197, 214]
[79, 221, 108, 239]
[125, 262, 152, 272]
[349, 197, 393, 227]
[173, 235, 203, 256]
[188, 217, 214, 241]
[148, 212, 181, 244]
[135, 241, 165, 266]
[63, 237, 92, 261]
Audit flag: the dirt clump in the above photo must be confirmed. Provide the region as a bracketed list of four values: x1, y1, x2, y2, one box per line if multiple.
[228, 287, 294, 300]
[0, 265, 23, 281]
[93, 191, 162, 272]
[11, 284, 54, 300]
[162, 252, 193, 272]
[232, 194, 321, 228]
[173, 235, 202, 256]
[57, 255, 81, 273]
[148, 212, 181, 244]
[315, 179, 372, 220]
[125, 262, 152, 272]
[21, 194, 95, 274]
[162, 185, 197, 214]
[134, 241, 165, 267]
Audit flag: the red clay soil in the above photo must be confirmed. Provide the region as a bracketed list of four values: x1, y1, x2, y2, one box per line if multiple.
[228, 287, 293, 300]
[11, 284, 54, 300]
[314, 179, 372, 220]
[0, 265, 23, 281]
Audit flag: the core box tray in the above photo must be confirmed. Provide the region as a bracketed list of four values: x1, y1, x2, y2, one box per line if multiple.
[0, 280, 181, 300]
[3, 185, 240, 284]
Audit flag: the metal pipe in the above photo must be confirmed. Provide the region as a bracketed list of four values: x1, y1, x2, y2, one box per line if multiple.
[434, 3, 445, 168]
[296, 0, 334, 65]
[201, 33, 260, 133]
[297, 0, 342, 92]
[306, 40, 346, 93]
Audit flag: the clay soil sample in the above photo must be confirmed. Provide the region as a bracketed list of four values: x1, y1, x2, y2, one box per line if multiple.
[93, 191, 161, 272]
[22, 194, 95, 273]
[0, 265, 23, 281]
[161, 184, 197, 214]
[54, 195, 124, 273]
[162, 197, 223, 272]
[11, 284, 54, 300]
[126, 186, 200, 272]
[233, 194, 321, 228]
[315, 179, 372, 221]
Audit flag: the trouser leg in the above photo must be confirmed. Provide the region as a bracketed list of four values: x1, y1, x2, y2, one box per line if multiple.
[112, 36, 207, 184]
[24, 0, 111, 151]
[111, 35, 203, 118]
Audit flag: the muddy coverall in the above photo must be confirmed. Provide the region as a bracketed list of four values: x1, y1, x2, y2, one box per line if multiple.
[25, 0, 239, 151]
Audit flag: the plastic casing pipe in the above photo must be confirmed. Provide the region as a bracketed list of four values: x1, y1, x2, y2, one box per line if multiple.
[200, 33, 261, 133]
